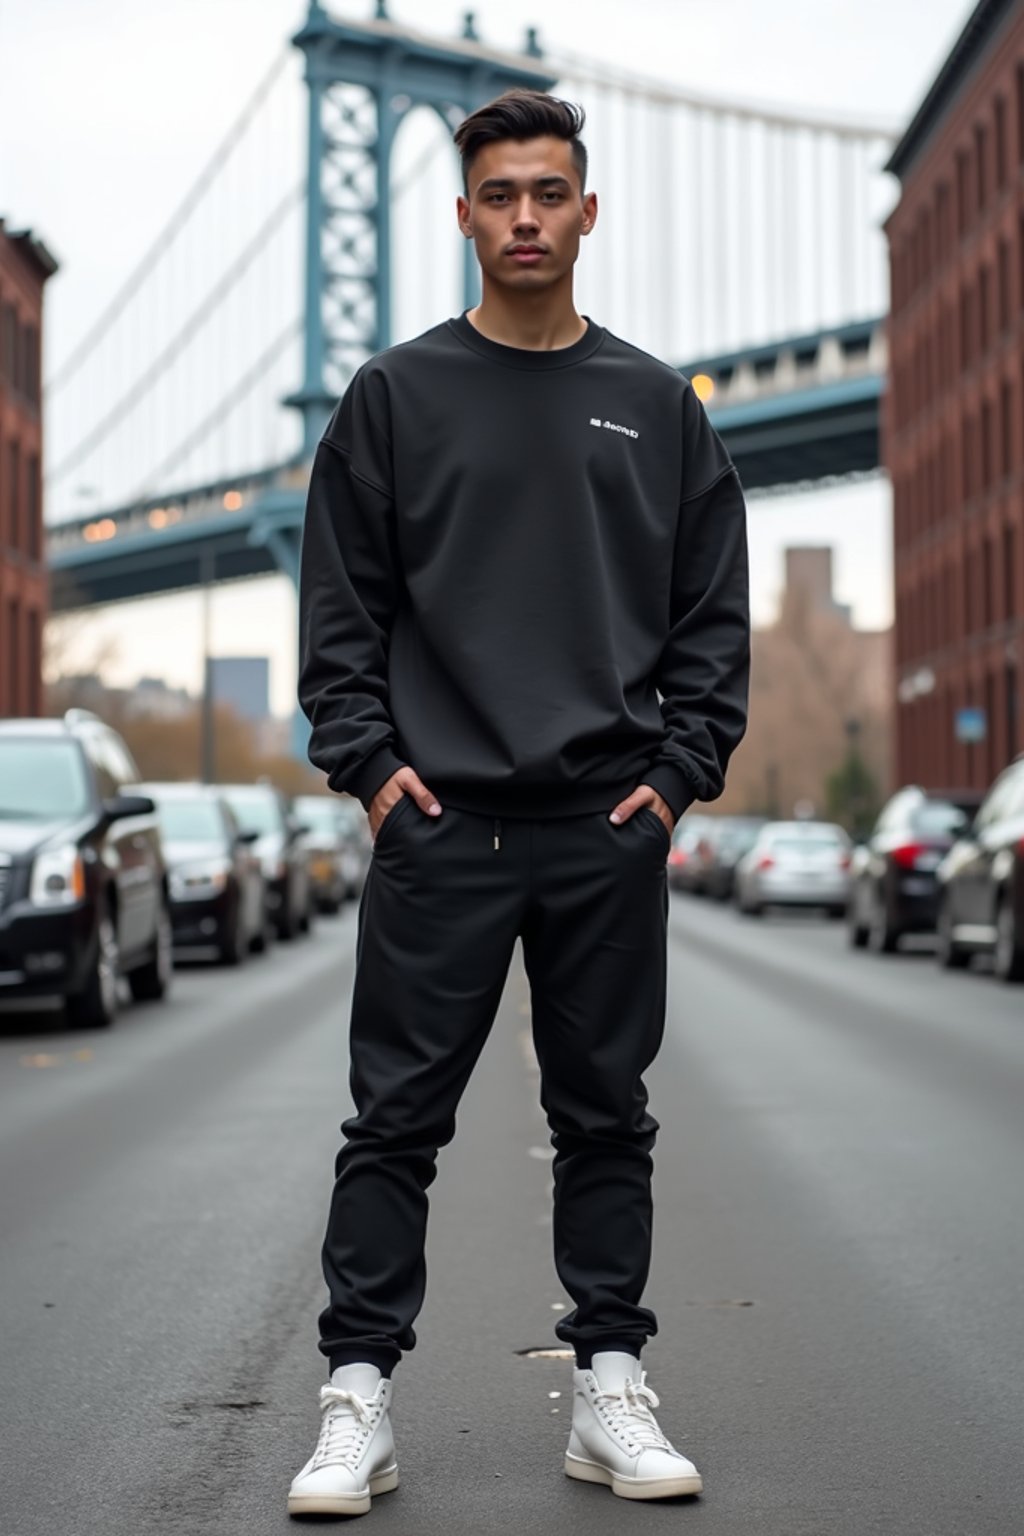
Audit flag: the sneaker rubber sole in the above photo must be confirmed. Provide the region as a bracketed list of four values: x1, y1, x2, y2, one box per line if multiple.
[565, 1452, 702, 1500]
[287, 1464, 398, 1518]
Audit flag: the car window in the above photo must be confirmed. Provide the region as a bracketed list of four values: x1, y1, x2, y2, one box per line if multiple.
[82, 733, 119, 800]
[769, 835, 847, 853]
[913, 801, 968, 837]
[295, 798, 341, 833]
[222, 790, 283, 835]
[0, 738, 92, 819]
[976, 776, 1015, 828]
[155, 797, 227, 842]
[1000, 767, 1024, 817]
[104, 733, 142, 786]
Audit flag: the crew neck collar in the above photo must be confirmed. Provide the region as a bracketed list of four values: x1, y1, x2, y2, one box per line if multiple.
[448, 310, 605, 371]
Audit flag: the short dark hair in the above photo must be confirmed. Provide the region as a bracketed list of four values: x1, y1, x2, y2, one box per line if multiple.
[453, 90, 587, 194]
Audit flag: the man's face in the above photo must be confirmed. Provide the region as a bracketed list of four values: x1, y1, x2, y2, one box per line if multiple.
[457, 136, 597, 293]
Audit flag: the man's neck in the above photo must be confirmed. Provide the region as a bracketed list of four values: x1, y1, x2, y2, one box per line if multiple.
[466, 281, 587, 352]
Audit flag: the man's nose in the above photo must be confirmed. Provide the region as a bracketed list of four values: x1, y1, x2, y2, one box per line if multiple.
[512, 198, 540, 232]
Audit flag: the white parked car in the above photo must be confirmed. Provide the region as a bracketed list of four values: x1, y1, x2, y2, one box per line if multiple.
[734, 820, 852, 917]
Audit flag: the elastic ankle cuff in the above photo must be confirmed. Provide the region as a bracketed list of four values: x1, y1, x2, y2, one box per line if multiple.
[328, 1349, 396, 1379]
[574, 1341, 645, 1370]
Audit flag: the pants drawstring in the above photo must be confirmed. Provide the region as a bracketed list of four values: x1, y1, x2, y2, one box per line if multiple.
[493, 818, 502, 852]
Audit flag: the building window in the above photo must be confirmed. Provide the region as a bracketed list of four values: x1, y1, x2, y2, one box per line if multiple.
[7, 439, 20, 553]
[1004, 523, 1017, 622]
[994, 96, 1007, 188]
[975, 122, 988, 212]
[983, 536, 995, 628]
[982, 400, 994, 490]
[979, 265, 991, 352]
[0, 303, 15, 383]
[21, 324, 40, 406]
[1002, 380, 1014, 480]
[1007, 657, 1019, 760]
[957, 148, 971, 235]
[27, 606, 41, 718]
[6, 598, 18, 717]
[995, 96, 1008, 189]
[962, 416, 973, 500]
[998, 238, 1011, 331]
[960, 283, 972, 367]
[1018, 62, 1024, 164]
[27, 453, 41, 561]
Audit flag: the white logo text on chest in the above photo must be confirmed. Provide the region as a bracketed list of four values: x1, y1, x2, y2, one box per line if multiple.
[590, 417, 639, 440]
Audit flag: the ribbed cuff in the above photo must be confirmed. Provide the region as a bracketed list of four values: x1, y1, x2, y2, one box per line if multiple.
[642, 762, 698, 823]
[342, 745, 407, 811]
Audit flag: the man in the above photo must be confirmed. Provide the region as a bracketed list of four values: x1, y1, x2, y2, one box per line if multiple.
[290, 90, 749, 1518]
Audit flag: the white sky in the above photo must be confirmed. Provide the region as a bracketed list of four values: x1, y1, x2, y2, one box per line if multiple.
[2, 0, 976, 715]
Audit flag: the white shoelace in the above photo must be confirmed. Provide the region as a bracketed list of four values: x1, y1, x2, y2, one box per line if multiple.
[594, 1372, 673, 1451]
[312, 1386, 376, 1468]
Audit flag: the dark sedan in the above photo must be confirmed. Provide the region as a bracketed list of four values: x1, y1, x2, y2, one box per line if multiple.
[0, 711, 172, 1028]
[703, 816, 767, 901]
[847, 787, 978, 953]
[139, 783, 270, 964]
[220, 783, 314, 942]
[936, 757, 1024, 982]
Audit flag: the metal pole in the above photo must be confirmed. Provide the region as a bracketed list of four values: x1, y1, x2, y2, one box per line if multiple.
[200, 543, 216, 783]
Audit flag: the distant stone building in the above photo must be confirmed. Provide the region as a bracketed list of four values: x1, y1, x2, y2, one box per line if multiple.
[716, 546, 892, 819]
[0, 219, 58, 718]
[885, 0, 1024, 791]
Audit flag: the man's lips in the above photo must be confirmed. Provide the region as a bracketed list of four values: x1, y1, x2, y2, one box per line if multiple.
[507, 245, 546, 263]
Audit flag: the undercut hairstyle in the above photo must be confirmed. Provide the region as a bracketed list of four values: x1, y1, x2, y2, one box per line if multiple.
[453, 90, 588, 194]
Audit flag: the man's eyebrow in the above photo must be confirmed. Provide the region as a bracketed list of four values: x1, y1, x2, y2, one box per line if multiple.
[475, 174, 574, 192]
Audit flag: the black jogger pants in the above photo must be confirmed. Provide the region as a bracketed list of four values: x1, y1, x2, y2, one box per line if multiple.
[319, 798, 670, 1376]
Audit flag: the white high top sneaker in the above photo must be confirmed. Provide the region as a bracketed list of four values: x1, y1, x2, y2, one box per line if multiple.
[565, 1352, 703, 1500]
[287, 1364, 398, 1518]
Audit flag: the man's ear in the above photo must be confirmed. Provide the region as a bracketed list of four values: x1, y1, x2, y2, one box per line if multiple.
[456, 194, 472, 239]
[581, 191, 598, 237]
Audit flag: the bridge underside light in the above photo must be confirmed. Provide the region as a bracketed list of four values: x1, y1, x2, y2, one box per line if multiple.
[148, 508, 169, 529]
[84, 518, 117, 542]
[223, 490, 243, 511]
[691, 373, 715, 403]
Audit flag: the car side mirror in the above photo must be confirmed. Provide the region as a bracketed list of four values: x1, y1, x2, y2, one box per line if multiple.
[103, 793, 155, 821]
[236, 828, 260, 845]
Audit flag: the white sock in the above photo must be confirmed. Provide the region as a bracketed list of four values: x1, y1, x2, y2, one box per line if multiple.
[330, 1362, 384, 1397]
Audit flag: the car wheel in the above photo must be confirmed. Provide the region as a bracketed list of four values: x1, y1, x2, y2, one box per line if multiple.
[218, 895, 245, 966]
[847, 893, 869, 948]
[251, 901, 275, 955]
[867, 894, 899, 955]
[936, 898, 969, 970]
[67, 907, 120, 1029]
[276, 893, 298, 941]
[993, 899, 1024, 983]
[129, 899, 174, 1002]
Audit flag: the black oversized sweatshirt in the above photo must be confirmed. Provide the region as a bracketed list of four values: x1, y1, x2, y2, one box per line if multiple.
[297, 313, 750, 821]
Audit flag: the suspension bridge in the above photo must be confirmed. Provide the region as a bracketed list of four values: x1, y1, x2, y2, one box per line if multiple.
[45, 1, 899, 715]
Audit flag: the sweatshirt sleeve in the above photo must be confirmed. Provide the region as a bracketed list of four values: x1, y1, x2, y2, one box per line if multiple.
[643, 382, 751, 821]
[297, 366, 407, 809]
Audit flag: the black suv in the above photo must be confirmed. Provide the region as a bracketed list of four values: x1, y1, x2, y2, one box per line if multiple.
[936, 756, 1024, 982]
[0, 710, 173, 1026]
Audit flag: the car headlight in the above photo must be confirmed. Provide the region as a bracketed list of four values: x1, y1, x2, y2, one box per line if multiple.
[169, 860, 231, 896]
[30, 844, 86, 906]
[262, 855, 288, 880]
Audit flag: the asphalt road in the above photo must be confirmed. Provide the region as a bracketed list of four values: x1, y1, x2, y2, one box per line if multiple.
[1, 888, 1023, 1535]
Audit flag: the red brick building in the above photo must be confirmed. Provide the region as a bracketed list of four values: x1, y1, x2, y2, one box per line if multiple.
[0, 219, 58, 719]
[886, 0, 1024, 791]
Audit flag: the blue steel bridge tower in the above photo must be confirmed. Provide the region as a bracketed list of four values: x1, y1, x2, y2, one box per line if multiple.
[285, 1, 556, 460]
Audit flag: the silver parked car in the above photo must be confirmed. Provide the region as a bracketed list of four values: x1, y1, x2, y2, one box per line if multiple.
[735, 820, 852, 917]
